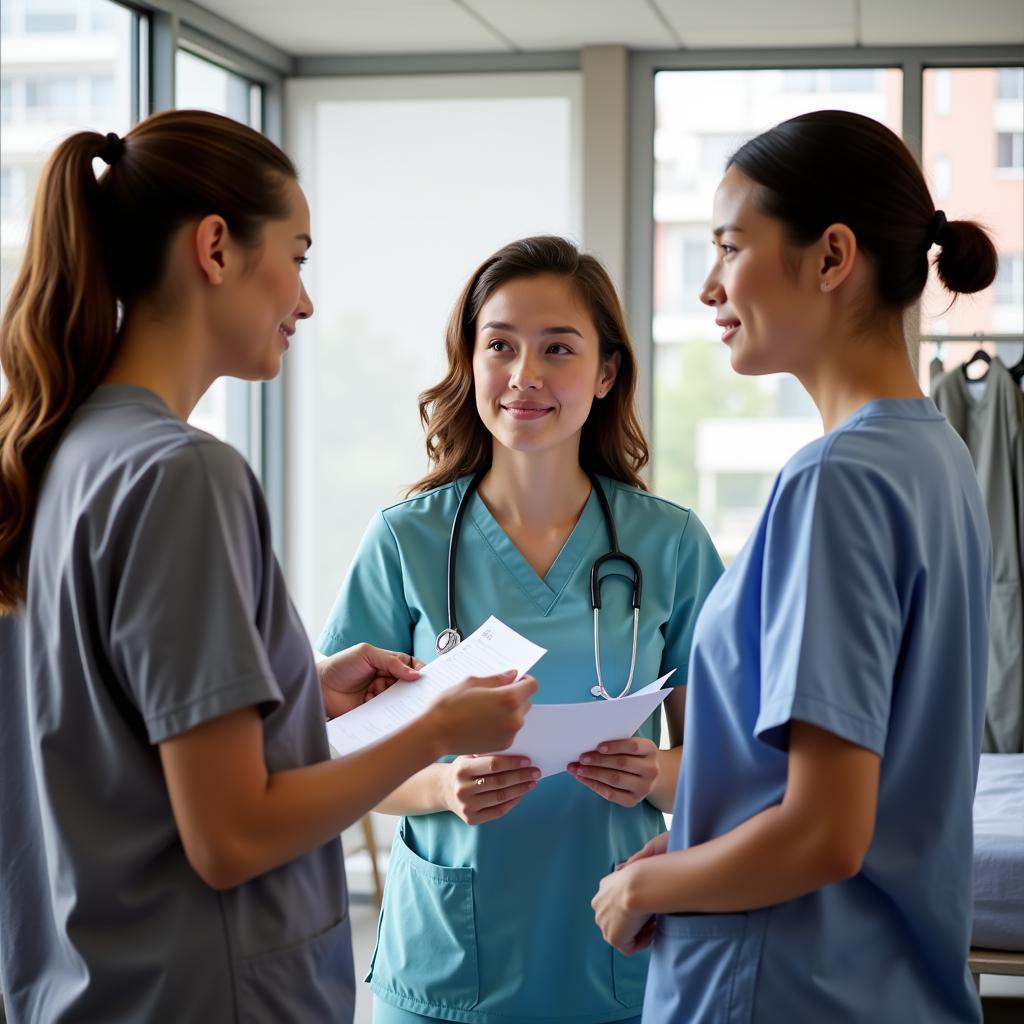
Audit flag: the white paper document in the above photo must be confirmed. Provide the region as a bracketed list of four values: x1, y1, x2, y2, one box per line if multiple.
[326, 616, 547, 757]
[500, 672, 675, 779]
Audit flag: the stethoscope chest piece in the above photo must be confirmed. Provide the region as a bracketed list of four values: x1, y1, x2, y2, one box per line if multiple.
[435, 627, 462, 655]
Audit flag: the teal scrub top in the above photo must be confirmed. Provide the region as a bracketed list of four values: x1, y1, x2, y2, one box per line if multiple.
[318, 475, 723, 1024]
[644, 400, 991, 1024]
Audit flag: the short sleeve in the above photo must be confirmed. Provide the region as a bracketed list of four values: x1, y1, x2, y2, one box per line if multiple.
[755, 460, 903, 756]
[316, 511, 414, 656]
[661, 510, 725, 686]
[109, 442, 282, 744]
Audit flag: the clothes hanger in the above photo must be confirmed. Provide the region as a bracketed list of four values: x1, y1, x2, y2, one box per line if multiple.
[960, 347, 992, 381]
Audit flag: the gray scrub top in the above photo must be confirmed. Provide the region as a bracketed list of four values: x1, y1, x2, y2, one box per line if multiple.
[0, 385, 354, 1023]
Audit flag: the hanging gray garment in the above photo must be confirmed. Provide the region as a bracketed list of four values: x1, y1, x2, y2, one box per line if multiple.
[932, 358, 1024, 752]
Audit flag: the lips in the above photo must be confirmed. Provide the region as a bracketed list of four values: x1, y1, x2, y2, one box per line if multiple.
[715, 318, 740, 344]
[502, 402, 552, 420]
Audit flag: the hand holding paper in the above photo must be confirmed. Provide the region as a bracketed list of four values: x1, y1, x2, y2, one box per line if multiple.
[325, 616, 545, 758]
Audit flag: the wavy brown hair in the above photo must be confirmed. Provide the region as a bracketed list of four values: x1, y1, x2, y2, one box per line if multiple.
[0, 110, 296, 612]
[411, 236, 649, 495]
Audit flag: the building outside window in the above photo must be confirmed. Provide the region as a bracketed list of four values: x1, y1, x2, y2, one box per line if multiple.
[652, 67, 902, 562]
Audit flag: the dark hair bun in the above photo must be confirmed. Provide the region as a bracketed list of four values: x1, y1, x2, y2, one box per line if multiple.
[934, 219, 998, 296]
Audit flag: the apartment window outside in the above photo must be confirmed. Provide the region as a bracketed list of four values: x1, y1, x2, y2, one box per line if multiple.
[994, 254, 1024, 310]
[26, 0, 77, 34]
[652, 68, 902, 563]
[921, 67, 1024, 371]
[997, 67, 1024, 100]
[997, 131, 1023, 170]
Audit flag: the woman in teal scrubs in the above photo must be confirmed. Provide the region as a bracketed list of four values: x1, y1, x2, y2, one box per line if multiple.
[591, 112, 996, 1023]
[319, 236, 723, 1024]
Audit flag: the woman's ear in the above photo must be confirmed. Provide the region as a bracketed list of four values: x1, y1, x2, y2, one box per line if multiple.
[194, 215, 230, 286]
[597, 349, 621, 398]
[817, 223, 857, 293]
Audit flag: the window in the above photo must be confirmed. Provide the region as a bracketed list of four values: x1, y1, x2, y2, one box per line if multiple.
[653, 68, 902, 562]
[175, 49, 261, 127]
[994, 255, 1023, 307]
[286, 73, 580, 635]
[699, 133, 747, 174]
[90, 75, 114, 115]
[920, 67, 1024, 375]
[996, 131, 1023, 170]
[0, 78, 11, 123]
[26, 76, 77, 118]
[26, 0, 77, 34]
[175, 48, 265, 464]
[997, 68, 1024, 100]
[829, 69, 877, 93]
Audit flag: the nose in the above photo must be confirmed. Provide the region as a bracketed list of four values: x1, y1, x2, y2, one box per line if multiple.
[700, 264, 724, 308]
[295, 280, 314, 321]
[510, 351, 542, 390]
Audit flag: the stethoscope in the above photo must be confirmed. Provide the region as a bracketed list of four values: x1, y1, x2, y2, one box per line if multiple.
[434, 470, 643, 700]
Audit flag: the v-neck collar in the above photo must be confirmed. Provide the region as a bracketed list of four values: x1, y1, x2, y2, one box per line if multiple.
[456, 475, 606, 615]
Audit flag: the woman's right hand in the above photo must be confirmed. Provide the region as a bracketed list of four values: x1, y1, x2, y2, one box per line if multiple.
[441, 754, 541, 825]
[430, 670, 536, 759]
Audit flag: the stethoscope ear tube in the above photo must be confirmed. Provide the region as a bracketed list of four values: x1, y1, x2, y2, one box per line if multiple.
[436, 471, 643, 698]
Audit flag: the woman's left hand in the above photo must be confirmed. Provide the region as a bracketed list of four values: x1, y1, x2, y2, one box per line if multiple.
[568, 737, 659, 807]
[318, 644, 424, 719]
[592, 865, 655, 955]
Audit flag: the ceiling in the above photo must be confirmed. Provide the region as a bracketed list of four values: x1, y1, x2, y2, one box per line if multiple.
[195, 0, 1024, 58]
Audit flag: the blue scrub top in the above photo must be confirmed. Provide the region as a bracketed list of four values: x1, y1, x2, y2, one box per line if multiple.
[644, 399, 991, 1024]
[319, 476, 723, 1024]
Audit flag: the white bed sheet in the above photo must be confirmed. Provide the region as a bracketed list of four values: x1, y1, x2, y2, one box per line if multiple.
[972, 753, 1024, 951]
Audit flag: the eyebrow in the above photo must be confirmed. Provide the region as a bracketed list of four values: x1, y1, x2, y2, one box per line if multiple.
[712, 224, 745, 237]
[296, 233, 313, 249]
[480, 320, 584, 338]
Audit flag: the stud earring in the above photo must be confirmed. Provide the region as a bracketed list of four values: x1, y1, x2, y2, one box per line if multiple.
[820, 282, 830, 292]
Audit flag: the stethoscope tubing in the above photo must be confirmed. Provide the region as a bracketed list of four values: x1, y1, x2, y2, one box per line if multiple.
[435, 469, 643, 699]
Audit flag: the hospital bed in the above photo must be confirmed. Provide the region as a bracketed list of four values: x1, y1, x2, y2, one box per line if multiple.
[969, 754, 1024, 990]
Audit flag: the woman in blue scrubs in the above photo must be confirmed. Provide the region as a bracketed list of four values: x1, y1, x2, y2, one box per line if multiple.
[592, 111, 996, 1023]
[318, 236, 723, 1024]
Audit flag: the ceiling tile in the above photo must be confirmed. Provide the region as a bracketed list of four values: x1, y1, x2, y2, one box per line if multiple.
[198, 0, 510, 55]
[860, 0, 1024, 45]
[466, 0, 678, 50]
[657, 0, 858, 49]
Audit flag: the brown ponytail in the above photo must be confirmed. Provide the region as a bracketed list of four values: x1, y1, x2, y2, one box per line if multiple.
[0, 110, 296, 612]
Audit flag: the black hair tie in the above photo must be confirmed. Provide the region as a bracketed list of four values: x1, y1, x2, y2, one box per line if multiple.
[927, 209, 950, 248]
[98, 132, 125, 166]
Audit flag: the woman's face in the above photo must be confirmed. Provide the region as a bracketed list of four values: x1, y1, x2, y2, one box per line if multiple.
[700, 164, 826, 377]
[213, 177, 315, 381]
[471, 274, 618, 460]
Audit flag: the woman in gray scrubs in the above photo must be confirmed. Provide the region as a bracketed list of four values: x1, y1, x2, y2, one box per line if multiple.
[0, 109, 535, 1024]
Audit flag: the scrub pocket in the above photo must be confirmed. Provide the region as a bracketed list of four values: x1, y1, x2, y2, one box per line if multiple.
[235, 915, 355, 1024]
[642, 911, 767, 1024]
[612, 943, 651, 1008]
[367, 825, 479, 1011]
